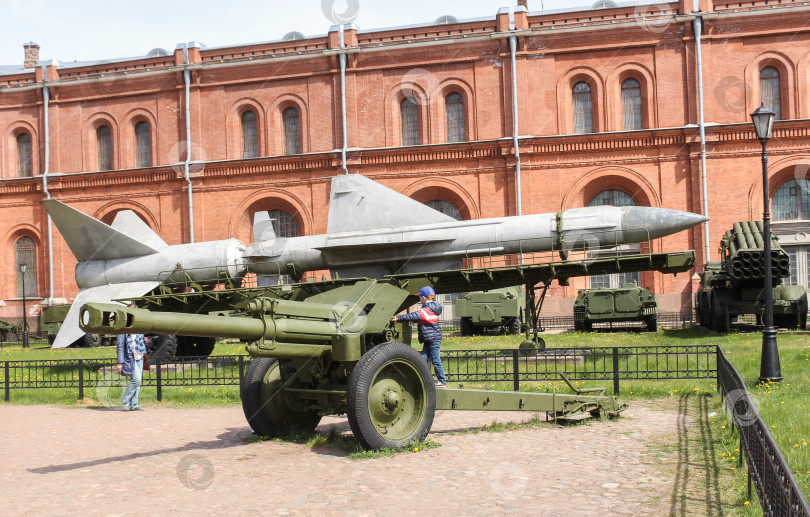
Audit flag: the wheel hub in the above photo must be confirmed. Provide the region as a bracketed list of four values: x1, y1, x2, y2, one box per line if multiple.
[383, 389, 400, 413]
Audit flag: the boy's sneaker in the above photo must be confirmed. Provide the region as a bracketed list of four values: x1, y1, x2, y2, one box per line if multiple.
[435, 381, 446, 388]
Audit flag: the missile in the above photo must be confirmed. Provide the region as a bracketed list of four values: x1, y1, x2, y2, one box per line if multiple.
[43, 174, 707, 348]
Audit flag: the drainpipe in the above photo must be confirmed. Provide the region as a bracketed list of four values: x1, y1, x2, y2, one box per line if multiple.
[509, 7, 523, 265]
[338, 25, 349, 175]
[40, 62, 54, 306]
[693, 16, 710, 262]
[183, 44, 195, 242]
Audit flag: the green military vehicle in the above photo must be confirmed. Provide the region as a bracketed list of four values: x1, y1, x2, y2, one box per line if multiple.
[42, 304, 108, 347]
[0, 318, 21, 343]
[573, 281, 658, 332]
[696, 221, 808, 332]
[455, 286, 524, 336]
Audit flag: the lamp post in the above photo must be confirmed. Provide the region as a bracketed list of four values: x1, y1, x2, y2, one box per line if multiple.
[19, 261, 29, 349]
[750, 103, 781, 383]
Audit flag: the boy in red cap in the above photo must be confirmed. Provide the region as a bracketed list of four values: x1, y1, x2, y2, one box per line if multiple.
[392, 285, 446, 387]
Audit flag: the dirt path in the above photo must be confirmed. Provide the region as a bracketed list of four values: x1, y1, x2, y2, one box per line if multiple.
[0, 402, 711, 516]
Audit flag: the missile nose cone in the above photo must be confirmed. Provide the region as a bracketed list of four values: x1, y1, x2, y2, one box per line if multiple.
[621, 207, 708, 241]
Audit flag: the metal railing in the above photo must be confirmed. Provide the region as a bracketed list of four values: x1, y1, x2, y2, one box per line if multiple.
[717, 348, 810, 516]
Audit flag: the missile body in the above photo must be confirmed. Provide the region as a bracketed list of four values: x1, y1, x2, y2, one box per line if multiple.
[43, 174, 706, 348]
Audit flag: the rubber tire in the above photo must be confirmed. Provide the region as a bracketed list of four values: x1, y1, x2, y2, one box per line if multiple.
[646, 317, 658, 332]
[505, 317, 521, 335]
[240, 357, 321, 438]
[146, 334, 178, 364]
[175, 336, 217, 358]
[347, 342, 436, 450]
[583, 321, 593, 332]
[83, 333, 104, 348]
[0, 331, 6, 343]
[459, 317, 473, 337]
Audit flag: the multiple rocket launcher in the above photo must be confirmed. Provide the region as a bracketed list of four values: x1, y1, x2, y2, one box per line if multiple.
[43, 174, 707, 348]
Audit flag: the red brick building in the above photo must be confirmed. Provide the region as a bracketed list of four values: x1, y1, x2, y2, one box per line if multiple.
[2, 0, 809, 326]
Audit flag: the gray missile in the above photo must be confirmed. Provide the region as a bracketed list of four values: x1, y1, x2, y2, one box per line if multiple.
[43, 174, 706, 348]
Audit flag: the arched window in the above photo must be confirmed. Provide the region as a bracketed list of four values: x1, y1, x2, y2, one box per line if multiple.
[621, 78, 642, 130]
[15, 236, 37, 297]
[16, 132, 32, 177]
[573, 82, 594, 134]
[588, 190, 639, 288]
[283, 107, 300, 155]
[773, 179, 810, 221]
[445, 92, 465, 143]
[135, 121, 151, 167]
[266, 209, 299, 237]
[97, 125, 112, 171]
[401, 98, 420, 146]
[425, 200, 462, 221]
[760, 67, 782, 120]
[241, 110, 258, 159]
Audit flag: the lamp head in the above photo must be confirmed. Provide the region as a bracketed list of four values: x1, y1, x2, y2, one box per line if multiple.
[750, 102, 775, 141]
[19, 261, 26, 274]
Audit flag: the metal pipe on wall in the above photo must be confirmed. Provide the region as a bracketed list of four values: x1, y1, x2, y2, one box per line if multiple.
[339, 25, 349, 175]
[693, 16, 711, 262]
[183, 44, 195, 242]
[40, 62, 54, 306]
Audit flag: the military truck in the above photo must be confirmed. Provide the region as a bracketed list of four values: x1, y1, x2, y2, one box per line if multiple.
[0, 318, 20, 343]
[455, 286, 524, 336]
[696, 221, 808, 332]
[573, 281, 658, 332]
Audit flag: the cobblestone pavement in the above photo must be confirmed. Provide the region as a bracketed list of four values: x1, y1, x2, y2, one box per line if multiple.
[1, 403, 688, 516]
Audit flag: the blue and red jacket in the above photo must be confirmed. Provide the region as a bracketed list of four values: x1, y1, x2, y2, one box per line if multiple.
[396, 301, 443, 344]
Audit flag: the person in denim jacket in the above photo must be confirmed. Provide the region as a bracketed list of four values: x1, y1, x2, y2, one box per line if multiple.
[117, 333, 150, 410]
[392, 286, 446, 387]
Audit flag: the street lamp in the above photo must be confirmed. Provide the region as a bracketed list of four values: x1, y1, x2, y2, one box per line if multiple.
[750, 102, 780, 382]
[19, 261, 29, 349]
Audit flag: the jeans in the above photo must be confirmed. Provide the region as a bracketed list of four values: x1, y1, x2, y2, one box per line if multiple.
[421, 341, 446, 384]
[122, 358, 143, 409]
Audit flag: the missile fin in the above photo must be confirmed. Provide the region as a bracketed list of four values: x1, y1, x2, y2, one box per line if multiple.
[253, 211, 277, 242]
[51, 281, 160, 349]
[111, 210, 168, 250]
[326, 174, 456, 234]
[43, 199, 159, 261]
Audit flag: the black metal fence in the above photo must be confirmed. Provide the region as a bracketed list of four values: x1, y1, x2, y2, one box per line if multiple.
[717, 348, 810, 516]
[443, 344, 717, 393]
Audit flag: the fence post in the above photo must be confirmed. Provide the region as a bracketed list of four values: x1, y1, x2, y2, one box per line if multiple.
[512, 349, 520, 392]
[78, 359, 84, 400]
[4, 362, 9, 402]
[612, 348, 620, 396]
[238, 355, 245, 392]
[156, 363, 162, 402]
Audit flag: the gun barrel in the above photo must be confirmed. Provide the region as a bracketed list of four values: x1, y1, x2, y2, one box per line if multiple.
[80, 302, 350, 351]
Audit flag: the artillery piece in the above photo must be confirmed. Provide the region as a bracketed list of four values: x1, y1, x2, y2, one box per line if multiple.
[80, 249, 695, 449]
[696, 221, 808, 332]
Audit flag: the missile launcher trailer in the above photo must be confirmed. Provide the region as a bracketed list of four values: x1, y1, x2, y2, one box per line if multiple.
[573, 282, 658, 332]
[696, 221, 808, 332]
[456, 287, 524, 336]
[80, 249, 695, 449]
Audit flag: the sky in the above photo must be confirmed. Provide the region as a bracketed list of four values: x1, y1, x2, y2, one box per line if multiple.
[0, 0, 587, 67]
